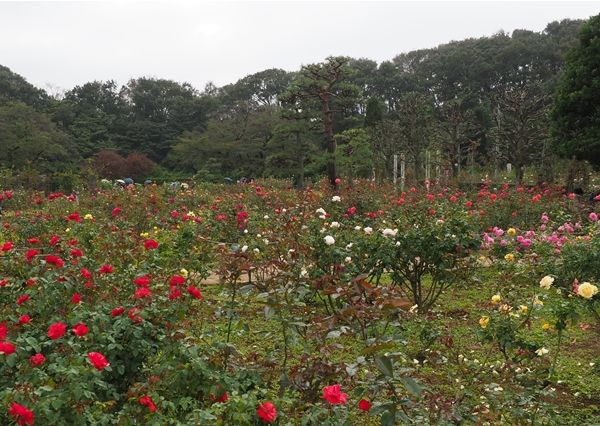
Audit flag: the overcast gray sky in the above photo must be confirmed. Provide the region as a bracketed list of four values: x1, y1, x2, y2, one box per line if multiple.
[1, 1, 598, 93]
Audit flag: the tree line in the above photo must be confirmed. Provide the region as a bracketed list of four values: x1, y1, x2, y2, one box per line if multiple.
[0, 16, 598, 190]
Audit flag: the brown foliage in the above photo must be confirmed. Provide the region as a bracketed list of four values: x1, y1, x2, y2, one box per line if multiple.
[93, 150, 156, 181]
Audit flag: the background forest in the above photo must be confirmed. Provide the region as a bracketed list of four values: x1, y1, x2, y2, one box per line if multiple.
[0, 16, 598, 190]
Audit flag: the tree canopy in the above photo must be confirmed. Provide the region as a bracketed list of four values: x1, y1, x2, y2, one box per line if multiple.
[0, 16, 593, 188]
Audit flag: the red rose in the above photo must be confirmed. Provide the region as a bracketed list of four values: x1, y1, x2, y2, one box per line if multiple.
[256, 401, 277, 423]
[168, 288, 182, 300]
[0, 322, 6, 340]
[30, 353, 46, 366]
[0, 341, 16, 355]
[70, 249, 83, 258]
[16, 294, 30, 305]
[18, 315, 31, 325]
[45, 255, 64, 268]
[213, 392, 228, 403]
[134, 287, 152, 299]
[111, 306, 125, 316]
[72, 322, 88, 337]
[322, 384, 347, 405]
[98, 264, 113, 274]
[67, 212, 81, 222]
[128, 308, 143, 323]
[1, 242, 14, 251]
[358, 399, 372, 412]
[49, 235, 60, 245]
[133, 275, 151, 287]
[71, 293, 81, 304]
[138, 395, 157, 412]
[47, 322, 67, 340]
[144, 239, 159, 250]
[169, 275, 186, 287]
[186, 285, 203, 299]
[111, 207, 122, 217]
[80, 268, 92, 279]
[27, 238, 40, 244]
[24, 249, 39, 262]
[87, 352, 110, 370]
[8, 402, 34, 426]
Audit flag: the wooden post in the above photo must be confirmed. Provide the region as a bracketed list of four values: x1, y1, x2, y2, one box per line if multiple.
[393, 154, 398, 190]
[400, 153, 406, 192]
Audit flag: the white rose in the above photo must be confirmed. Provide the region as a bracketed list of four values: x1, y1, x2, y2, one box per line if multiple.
[382, 228, 397, 237]
[324, 235, 335, 245]
[364, 227, 373, 235]
[331, 195, 341, 202]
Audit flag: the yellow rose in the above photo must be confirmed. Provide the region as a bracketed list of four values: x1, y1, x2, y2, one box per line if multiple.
[491, 294, 502, 304]
[542, 323, 551, 331]
[499, 303, 512, 314]
[577, 282, 599, 299]
[507, 228, 517, 237]
[518, 305, 528, 314]
[479, 316, 490, 329]
[180, 268, 189, 278]
[533, 296, 544, 306]
[84, 214, 94, 220]
[504, 253, 515, 262]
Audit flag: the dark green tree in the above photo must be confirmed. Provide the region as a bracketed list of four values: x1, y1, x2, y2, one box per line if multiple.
[552, 14, 600, 167]
[285, 57, 360, 186]
[0, 65, 50, 111]
[121, 78, 211, 162]
[0, 102, 78, 173]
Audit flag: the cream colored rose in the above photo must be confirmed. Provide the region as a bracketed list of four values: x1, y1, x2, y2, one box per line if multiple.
[539, 275, 554, 290]
[577, 282, 599, 299]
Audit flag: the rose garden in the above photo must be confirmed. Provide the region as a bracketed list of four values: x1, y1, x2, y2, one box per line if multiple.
[0, 180, 598, 425]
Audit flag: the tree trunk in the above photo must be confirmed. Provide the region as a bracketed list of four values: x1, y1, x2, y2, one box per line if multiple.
[515, 164, 524, 186]
[322, 95, 337, 187]
[296, 131, 305, 189]
[413, 150, 423, 184]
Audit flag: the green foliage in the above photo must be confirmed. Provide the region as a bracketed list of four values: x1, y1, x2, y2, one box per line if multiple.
[552, 13, 600, 167]
[0, 102, 78, 174]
